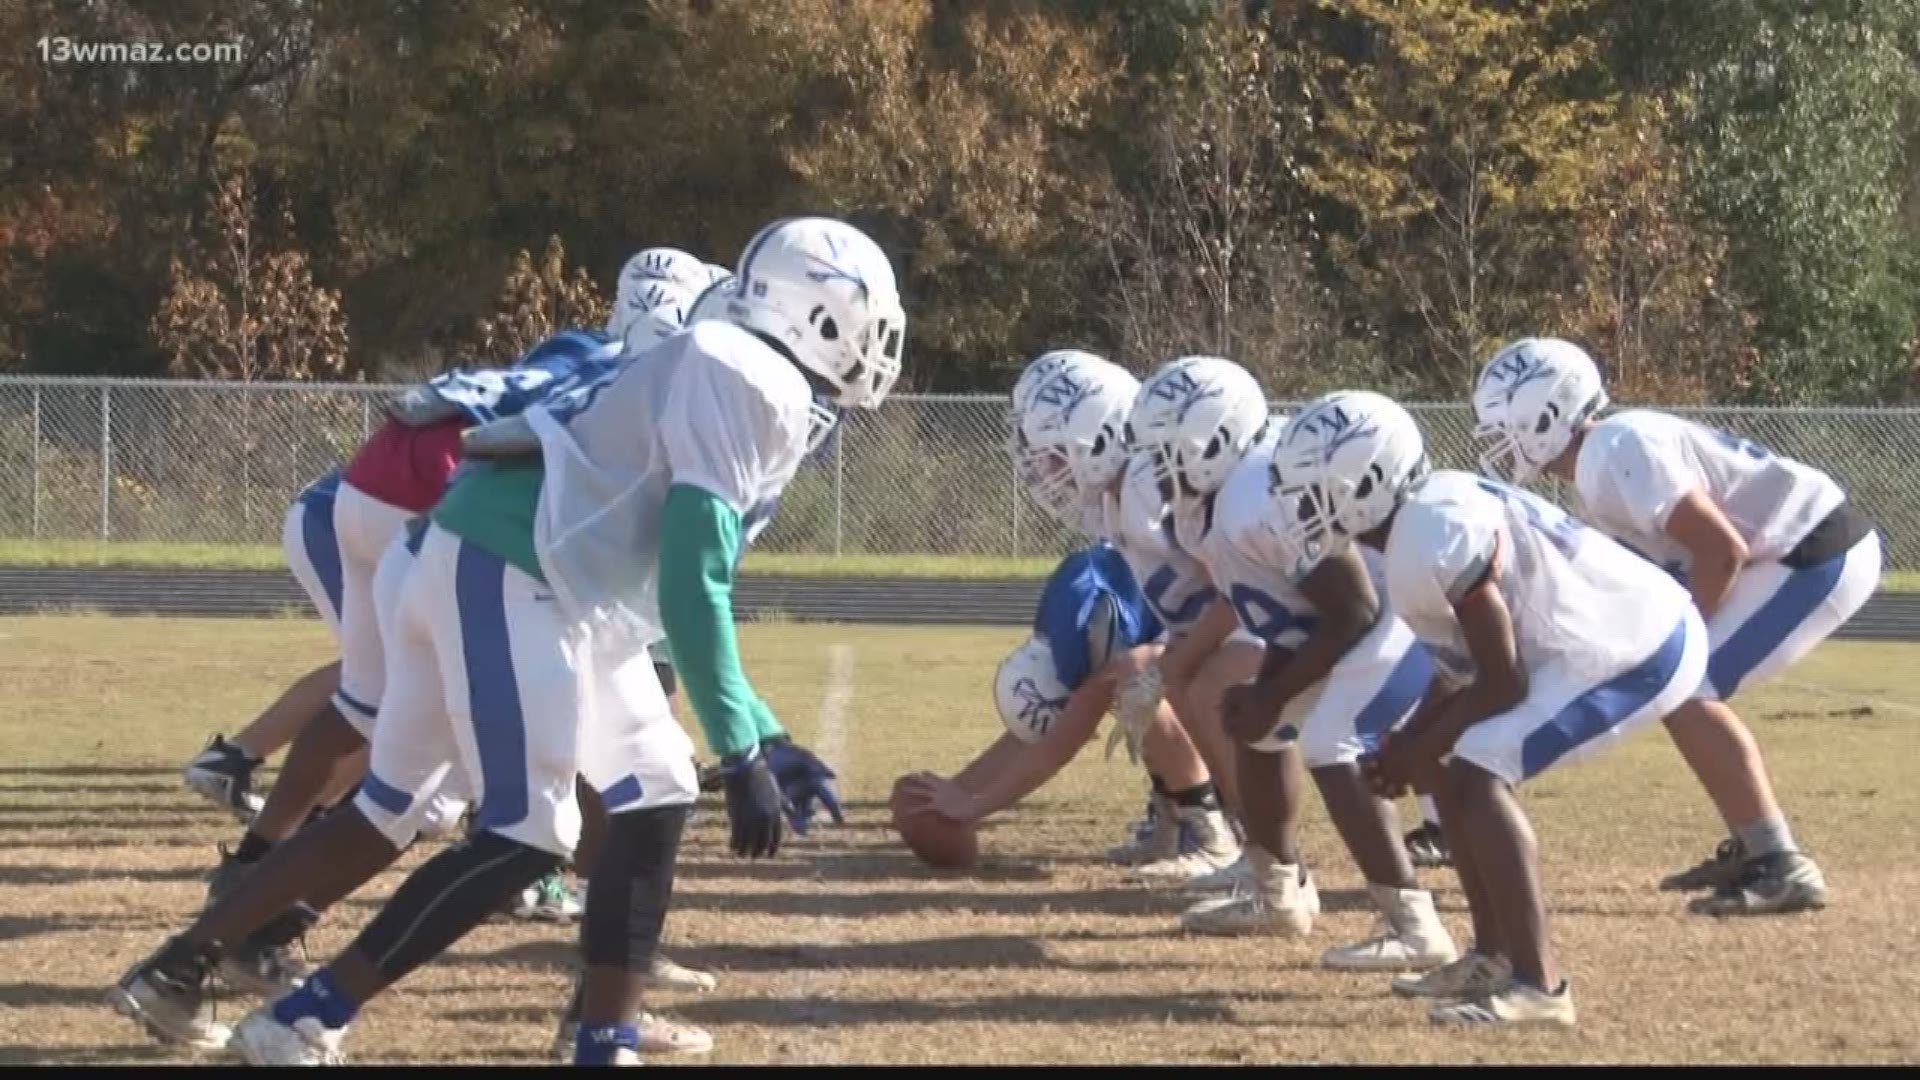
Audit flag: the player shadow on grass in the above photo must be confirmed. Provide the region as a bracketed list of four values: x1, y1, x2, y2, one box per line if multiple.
[0, 766, 181, 778]
[0, 863, 207, 887]
[0, 808, 228, 833]
[439, 987, 1338, 1032]
[444, 927, 1273, 981]
[667, 882, 1375, 920]
[671, 851, 1054, 886]
[0, 1044, 179, 1066]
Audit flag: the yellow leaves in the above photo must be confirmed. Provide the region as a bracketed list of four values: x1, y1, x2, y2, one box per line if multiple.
[153, 172, 350, 382]
[467, 236, 608, 366]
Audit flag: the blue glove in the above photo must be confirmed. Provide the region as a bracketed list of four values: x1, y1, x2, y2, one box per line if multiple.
[760, 736, 844, 835]
[718, 745, 784, 859]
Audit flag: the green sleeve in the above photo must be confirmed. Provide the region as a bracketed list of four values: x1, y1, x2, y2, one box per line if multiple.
[749, 696, 785, 742]
[658, 483, 762, 758]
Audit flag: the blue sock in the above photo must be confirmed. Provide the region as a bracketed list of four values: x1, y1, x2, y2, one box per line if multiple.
[270, 969, 359, 1031]
[574, 1023, 639, 1066]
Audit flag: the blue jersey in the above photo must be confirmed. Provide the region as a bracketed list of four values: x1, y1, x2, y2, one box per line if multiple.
[425, 330, 626, 425]
[1033, 542, 1163, 689]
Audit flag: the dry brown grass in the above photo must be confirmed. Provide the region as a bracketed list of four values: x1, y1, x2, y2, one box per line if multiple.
[0, 617, 1915, 1064]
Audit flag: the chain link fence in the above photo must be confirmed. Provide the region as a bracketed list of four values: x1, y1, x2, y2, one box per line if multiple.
[0, 376, 1912, 570]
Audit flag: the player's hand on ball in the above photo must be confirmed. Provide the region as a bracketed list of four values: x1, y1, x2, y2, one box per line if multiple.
[719, 745, 785, 859]
[897, 772, 982, 826]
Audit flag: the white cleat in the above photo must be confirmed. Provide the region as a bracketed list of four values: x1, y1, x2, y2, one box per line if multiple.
[232, 1007, 347, 1066]
[553, 1015, 715, 1062]
[1180, 862, 1319, 938]
[1106, 794, 1179, 867]
[1390, 950, 1512, 1000]
[643, 954, 718, 993]
[1182, 852, 1252, 896]
[106, 947, 232, 1050]
[511, 873, 584, 924]
[1129, 806, 1241, 883]
[1429, 980, 1576, 1028]
[1320, 885, 1459, 972]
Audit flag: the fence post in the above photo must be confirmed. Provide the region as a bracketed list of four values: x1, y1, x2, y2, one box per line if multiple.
[30, 384, 41, 539]
[361, 395, 371, 443]
[832, 424, 845, 557]
[1010, 459, 1021, 558]
[99, 384, 111, 540]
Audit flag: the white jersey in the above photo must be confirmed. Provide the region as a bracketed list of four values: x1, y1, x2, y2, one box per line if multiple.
[1095, 454, 1217, 633]
[526, 320, 814, 650]
[1178, 430, 1319, 649]
[1386, 471, 1690, 682]
[1575, 410, 1843, 572]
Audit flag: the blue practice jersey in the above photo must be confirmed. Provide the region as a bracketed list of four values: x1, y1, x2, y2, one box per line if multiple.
[425, 330, 627, 425]
[1033, 542, 1164, 689]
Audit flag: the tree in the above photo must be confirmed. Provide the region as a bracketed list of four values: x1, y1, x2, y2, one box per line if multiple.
[1547, 100, 1757, 404]
[1650, 0, 1920, 402]
[1295, 0, 1621, 392]
[1098, 7, 1344, 395]
[466, 236, 608, 367]
[152, 171, 349, 382]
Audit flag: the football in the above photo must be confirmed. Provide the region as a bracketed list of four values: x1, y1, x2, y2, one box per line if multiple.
[890, 775, 980, 870]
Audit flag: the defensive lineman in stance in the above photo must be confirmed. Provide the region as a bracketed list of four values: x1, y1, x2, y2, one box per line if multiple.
[108, 217, 899, 1065]
[1271, 391, 1708, 1026]
[1128, 358, 1450, 973]
[1471, 337, 1873, 915]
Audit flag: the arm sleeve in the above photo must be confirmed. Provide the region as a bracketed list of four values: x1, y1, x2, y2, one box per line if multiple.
[656, 349, 807, 755]
[657, 483, 761, 758]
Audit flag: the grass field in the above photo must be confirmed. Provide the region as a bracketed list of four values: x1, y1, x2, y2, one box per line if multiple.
[0, 616, 1916, 1064]
[0, 539, 1060, 581]
[2, 539, 1916, 593]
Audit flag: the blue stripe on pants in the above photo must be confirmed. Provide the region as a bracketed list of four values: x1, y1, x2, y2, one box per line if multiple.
[454, 541, 531, 834]
[1351, 642, 1435, 753]
[1520, 619, 1690, 780]
[1706, 554, 1848, 699]
[300, 498, 344, 622]
[359, 771, 413, 816]
[336, 688, 380, 721]
[600, 774, 645, 809]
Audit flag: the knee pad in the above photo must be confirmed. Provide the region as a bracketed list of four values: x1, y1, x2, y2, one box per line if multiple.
[581, 805, 690, 971]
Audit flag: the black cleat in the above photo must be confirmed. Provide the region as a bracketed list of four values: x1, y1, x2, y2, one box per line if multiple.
[1404, 822, 1452, 869]
[106, 938, 231, 1049]
[1660, 837, 1746, 892]
[183, 735, 264, 825]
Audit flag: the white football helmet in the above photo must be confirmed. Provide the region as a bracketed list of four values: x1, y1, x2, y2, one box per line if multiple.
[994, 637, 1071, 744]
[612, 280, 698, 350]
[702, 262, 733, 286]
[1010, 349, 1099, 416]
[1126, 356, 1270, 503]
[617, 246, 707, 294]
[1471, 337, 1609, 486]
[1007, 352, 1141, 526]
[686, 276, 738, 325]
[730, 217, 905, 411]
[1269, 390, 1429, 553]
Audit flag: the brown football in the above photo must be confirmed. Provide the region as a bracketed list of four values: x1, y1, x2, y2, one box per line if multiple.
[890, 775, 980, 870]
